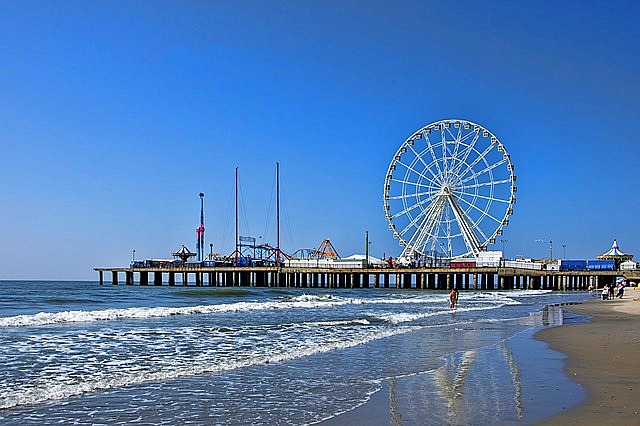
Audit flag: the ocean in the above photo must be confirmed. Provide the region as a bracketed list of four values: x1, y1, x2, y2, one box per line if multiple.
[0, 281, 589, 425]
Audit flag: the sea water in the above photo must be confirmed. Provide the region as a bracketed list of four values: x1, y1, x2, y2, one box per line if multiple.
[0, 281, 589, 425]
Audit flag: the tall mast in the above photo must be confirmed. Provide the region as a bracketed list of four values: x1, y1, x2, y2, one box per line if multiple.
[199, 192, 205, 261]
[276, 162, 280, 267]
[235, 167, 239, 267]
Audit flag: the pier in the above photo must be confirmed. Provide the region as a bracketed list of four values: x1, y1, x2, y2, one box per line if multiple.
[94, 266, 640, 290]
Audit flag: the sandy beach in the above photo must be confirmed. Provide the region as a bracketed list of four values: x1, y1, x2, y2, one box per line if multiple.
[535, 285, 640, 424]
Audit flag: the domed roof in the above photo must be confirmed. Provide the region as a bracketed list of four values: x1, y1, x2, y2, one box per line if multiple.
[597, 239, 633, 261]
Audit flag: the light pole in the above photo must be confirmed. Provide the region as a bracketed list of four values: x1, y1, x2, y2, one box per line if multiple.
[549, 238, 553, 260]
[500, 239, 507, 267]
[562, 244, 566, 260]
[365, 231, 370, 267]
[132, 249, 136, 263]
[210, 243, 214, 260]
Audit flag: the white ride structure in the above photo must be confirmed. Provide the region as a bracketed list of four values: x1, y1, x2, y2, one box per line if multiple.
[383, 119, 516, 262]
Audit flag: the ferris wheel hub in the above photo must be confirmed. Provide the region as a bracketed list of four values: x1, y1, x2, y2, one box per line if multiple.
[440, 185, 453, 195]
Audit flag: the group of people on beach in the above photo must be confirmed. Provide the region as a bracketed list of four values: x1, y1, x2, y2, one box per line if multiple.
[599, 282, 625, 300]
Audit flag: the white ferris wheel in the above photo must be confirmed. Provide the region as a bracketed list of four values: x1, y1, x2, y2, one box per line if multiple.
[383, 119, 516, 260]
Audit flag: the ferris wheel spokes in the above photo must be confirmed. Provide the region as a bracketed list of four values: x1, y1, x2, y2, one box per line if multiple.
[400, 191, 445, 238]
[449, 148, 487, 183]
[403, 197, 447, 257]
[397, 195, 441, 238]
[452, 190, 511, 204]
[455, 194, 502, 227]
[390, 191, 439, 221]
[422, 133, 445, 178]
[461, 179, 512, 190]
[446, 194, 483, 256]
[385, 119, 515, 260]
[389, 178, 436, 193]
[405, 143, 435, 179]
[455, 198, 492, 242]
[400, 213, 434, 256]
[454, 145, 496, 180]
[387, 189, 437, 201]
[459, 159, 508, 186]
[397, 159, 442, 188]
[449, 128, 466, 175]
[451, 132, 481, 172]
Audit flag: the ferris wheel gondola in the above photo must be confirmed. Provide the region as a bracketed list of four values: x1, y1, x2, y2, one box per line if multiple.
[383, 119, 516, 260]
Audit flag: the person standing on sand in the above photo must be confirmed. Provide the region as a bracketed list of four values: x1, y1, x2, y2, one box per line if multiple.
[609, 284, 615, 300]
[449, 289, 459, 309]
[602, 285, 609, 300]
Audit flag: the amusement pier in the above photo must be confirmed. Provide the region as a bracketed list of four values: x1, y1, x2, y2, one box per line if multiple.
[96, 262, 640, 290]
[95, 119, 639, 290]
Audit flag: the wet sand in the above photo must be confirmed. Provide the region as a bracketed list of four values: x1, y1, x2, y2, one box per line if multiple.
[535, 285, 640, 424]
[321, 305, 587, 425]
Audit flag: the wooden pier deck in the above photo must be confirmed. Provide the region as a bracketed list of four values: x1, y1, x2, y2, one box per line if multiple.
[94, 266, 640, 291]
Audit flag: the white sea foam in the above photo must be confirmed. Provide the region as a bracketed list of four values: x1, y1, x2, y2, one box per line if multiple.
[0, 294, 452, 328]
[488, 289, 553, 297]
[302, 318, 371, 327]
[0, 325, 414, 410]
[462, 292, 522, 306]
[0, 298, 346, 327]
[292, 293, 449, 306]
[375, 304, 510, 325]
[289, 293, 444, 304]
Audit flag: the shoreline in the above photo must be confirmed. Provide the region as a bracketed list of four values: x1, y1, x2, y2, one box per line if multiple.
[321, 300, 589, 425]
[534, 285, 640, 424]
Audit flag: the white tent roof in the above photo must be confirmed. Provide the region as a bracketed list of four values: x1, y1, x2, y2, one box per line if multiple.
[342, 254, 385, 265]
[602, 239, 626, 256]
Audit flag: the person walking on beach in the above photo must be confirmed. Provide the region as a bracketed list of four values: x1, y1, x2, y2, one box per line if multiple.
[602, 285, 609, 300]
[449, 289, 459, 309]
[616, 283, 625, 298]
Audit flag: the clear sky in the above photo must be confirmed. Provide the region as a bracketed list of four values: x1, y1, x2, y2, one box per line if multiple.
[1, 1, 638, 280]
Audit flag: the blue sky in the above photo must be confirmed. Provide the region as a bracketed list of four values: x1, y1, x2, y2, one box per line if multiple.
[1, 1, 638, 280]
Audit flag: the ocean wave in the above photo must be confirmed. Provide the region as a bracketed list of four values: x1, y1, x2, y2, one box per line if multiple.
[0, 298, 346, 328]
[374, 304, 510, 325]
[0, 326, 413, 410]
[0, 293, 467, 328]
[301, 318, 371, 327]
[460, 292, 522, 306]
[0, 290, 531, 328]
[490, 289, 553, 297]
[288, 293, 449, 306]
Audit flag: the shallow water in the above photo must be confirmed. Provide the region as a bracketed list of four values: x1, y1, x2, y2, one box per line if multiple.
[0, 281, 588, 424]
